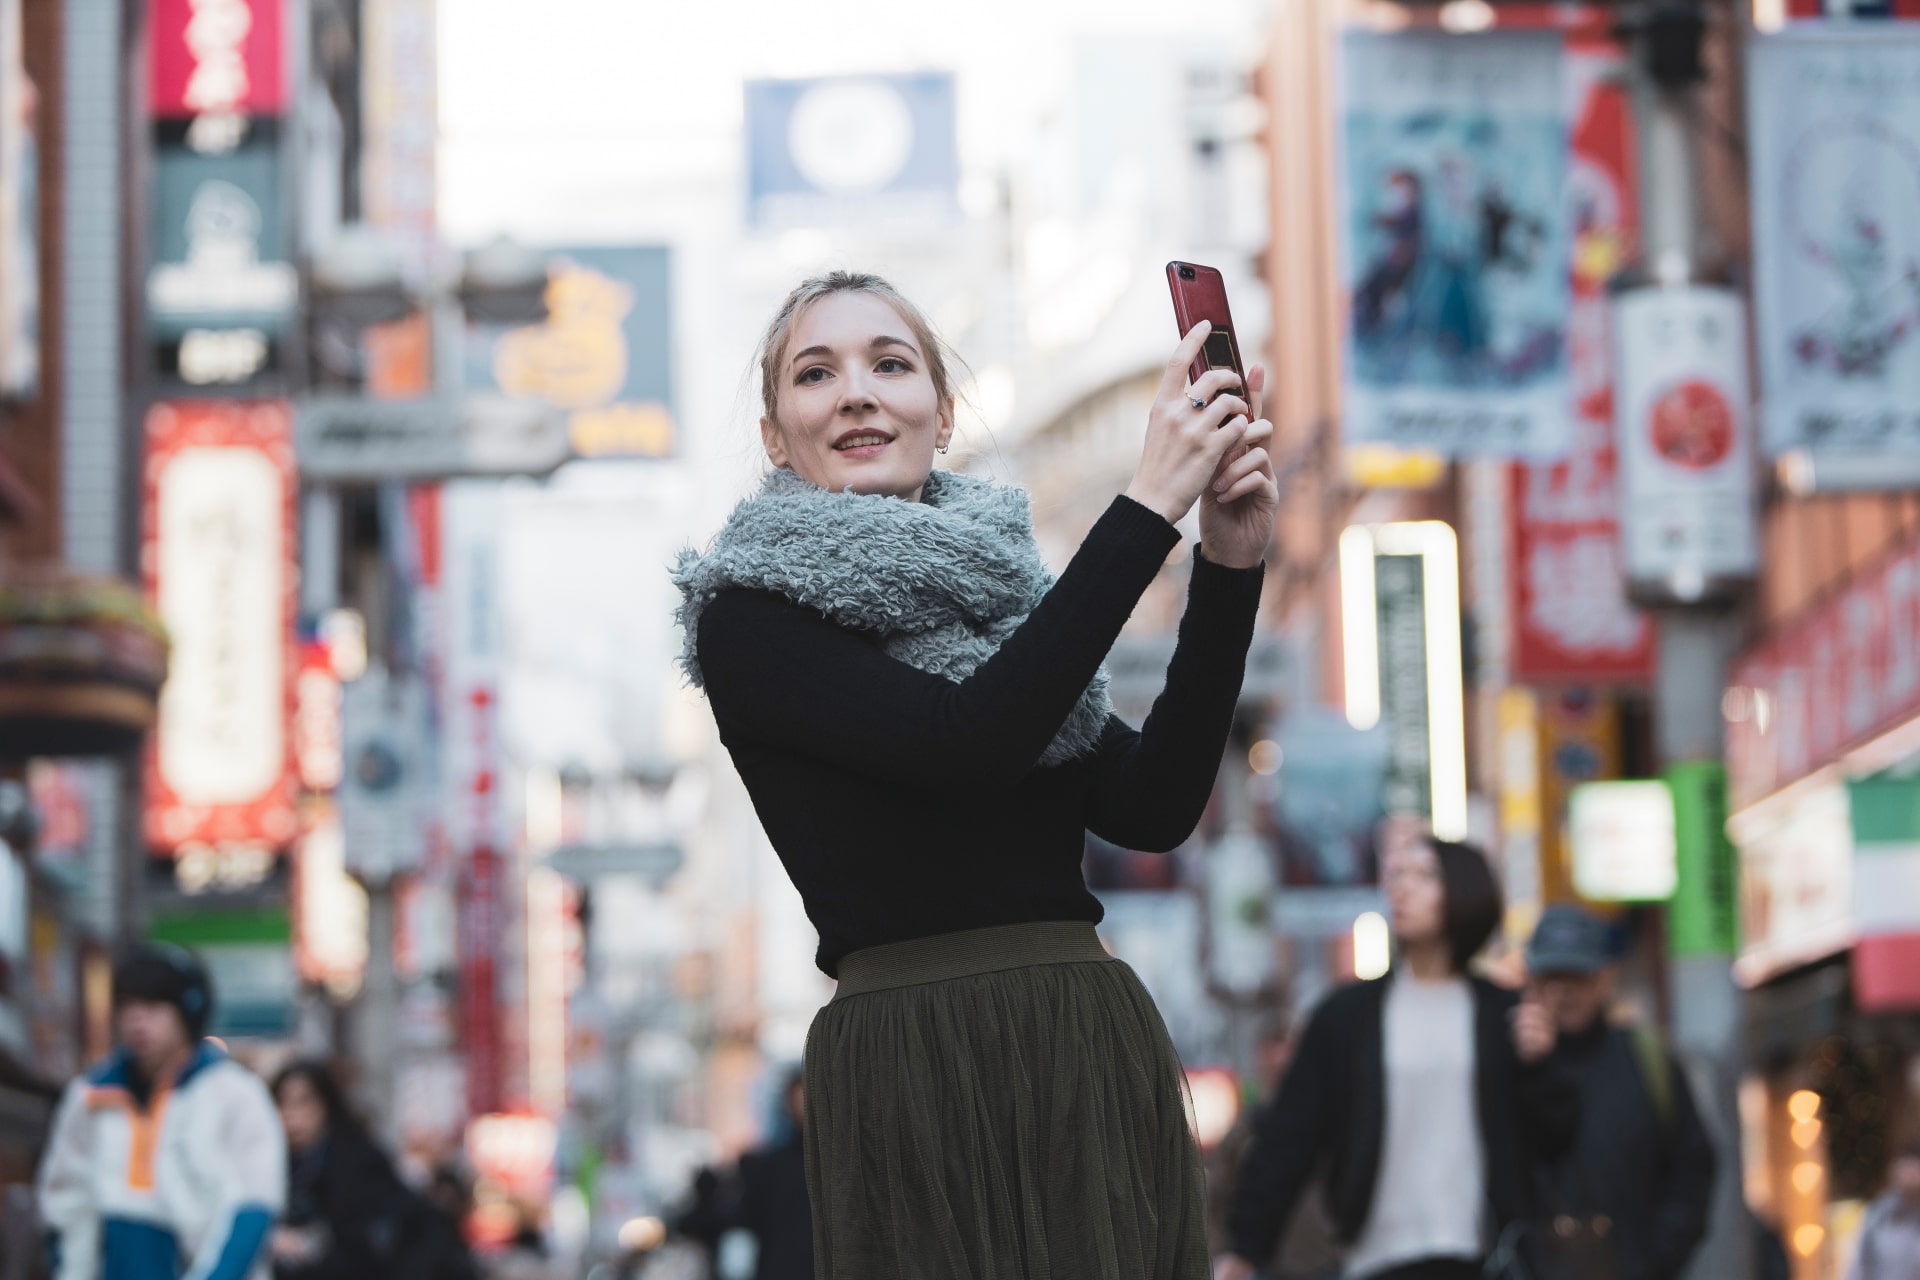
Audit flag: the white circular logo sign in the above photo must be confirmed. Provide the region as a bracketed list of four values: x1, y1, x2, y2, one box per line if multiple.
[787, 79, 915, 195]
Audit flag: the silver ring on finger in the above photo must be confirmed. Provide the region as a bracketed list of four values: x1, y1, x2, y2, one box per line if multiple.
[1188, 395, 1207, 410]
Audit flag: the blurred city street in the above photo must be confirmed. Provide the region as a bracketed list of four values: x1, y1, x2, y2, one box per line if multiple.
[0, 0, 1917, 1278]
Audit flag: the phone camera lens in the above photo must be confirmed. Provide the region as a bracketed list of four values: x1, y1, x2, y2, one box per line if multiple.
[1179, 266, 1197, 280]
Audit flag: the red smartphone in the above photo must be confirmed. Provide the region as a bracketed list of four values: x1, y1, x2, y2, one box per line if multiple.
[1166, 261, 1246, 392]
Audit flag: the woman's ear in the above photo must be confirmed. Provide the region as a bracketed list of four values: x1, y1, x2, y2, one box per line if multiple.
[936, 396, 957, 452]
[759, 415, 789, 469]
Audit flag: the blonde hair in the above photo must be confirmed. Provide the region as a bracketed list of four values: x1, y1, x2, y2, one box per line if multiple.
[755, 271, 959, 425]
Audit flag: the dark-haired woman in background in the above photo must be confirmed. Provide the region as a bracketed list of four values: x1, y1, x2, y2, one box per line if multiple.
[1215, 837, 1578, 1280]
[271, 1062, 477, 1280]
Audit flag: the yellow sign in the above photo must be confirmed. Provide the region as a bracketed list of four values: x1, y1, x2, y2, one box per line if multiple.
[1345, 442, 1448, 490]
[493, 262, 675, 459]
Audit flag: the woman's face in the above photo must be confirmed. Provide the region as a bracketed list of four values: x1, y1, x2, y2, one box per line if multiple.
[761, 290, 953, 502]
[276, 1075, 327, 1152]
[1384, 841, 1446, 950]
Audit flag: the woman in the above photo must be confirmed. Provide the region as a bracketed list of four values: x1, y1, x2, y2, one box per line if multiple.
[272, 1062, 470, 1280]
[1216, 835, 1577, 1280]
[674, 271, 1278, 1278]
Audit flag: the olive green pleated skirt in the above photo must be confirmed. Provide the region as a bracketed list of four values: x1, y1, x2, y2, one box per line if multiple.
[802, 921, 1210, 1280]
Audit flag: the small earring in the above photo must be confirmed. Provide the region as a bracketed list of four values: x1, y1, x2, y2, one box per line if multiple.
[937, 442, 950, 455]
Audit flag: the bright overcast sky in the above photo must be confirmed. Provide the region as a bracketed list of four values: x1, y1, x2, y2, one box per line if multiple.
[439, 0, 1265, 241]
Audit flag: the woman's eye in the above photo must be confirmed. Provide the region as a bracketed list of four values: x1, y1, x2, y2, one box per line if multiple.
[876, 357, 911, 374]
[796, 367, 829, 384]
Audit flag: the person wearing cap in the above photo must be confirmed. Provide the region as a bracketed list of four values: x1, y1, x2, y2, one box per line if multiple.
[1521, 906, 1716, 1280]
[36, 943, 287, 1280]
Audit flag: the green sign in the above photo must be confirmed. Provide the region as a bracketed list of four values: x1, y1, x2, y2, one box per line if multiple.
[150, 908, 296, 1039]
[1665, 761, 1739, 956]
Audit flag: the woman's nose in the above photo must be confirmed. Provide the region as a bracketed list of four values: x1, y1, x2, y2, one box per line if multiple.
[838, 373, 877, 410]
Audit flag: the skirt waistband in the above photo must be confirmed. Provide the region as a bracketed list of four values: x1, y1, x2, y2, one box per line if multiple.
[832, 921, 1112, 998]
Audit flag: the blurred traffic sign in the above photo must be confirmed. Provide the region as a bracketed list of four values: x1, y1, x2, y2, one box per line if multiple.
[544, 841, 683, 887]
[296, 394, 572, 481]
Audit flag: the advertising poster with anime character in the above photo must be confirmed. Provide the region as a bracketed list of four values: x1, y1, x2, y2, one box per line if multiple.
[1340, 32, 1573, 457]
[1750, 29, 1920, 457]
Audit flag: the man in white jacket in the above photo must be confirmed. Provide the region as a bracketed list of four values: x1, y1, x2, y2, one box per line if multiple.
[36, 944, 286, 1280]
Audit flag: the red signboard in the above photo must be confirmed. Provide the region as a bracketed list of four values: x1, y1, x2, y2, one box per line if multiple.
[459, 839, 504, 1117]
[142, 401, 298, 854]
[1509, 41, 1657, 684]
[149, 0, 287, 121]
[1726, 531, 1920, 812]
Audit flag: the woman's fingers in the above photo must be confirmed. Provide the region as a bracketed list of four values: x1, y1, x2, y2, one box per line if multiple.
[1213, 446, 1275, 495]
[1244, 364, 1268, 426]
[1202, 394, 1249, 431]
[1188, 368, 1244, 406]
[1158, 322, 1213, 399]
[1217, 466, 1274, 505]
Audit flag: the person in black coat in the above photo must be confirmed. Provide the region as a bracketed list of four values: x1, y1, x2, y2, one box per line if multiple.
[270, 1061, 476, 1280]
[1217, 834, 1578, 1280]
[735, 1070, 814, 1280]
[1526, 906, 1717, 1280]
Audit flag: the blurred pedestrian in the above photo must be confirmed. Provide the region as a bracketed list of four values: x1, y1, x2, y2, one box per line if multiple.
[1521, 906, 1716, 1280]
[675, 270, 1278, 1278]
[1217, 836, 1578, 1280]
[1851, 1139, 1920, 1280]
[36, 942, 286, 1280]
[1204, 1015, 1340, 1279]
[269, 1061, 444, 1280]
[669, 1166, 733, 1265]
[734, 1071, 813, 1280]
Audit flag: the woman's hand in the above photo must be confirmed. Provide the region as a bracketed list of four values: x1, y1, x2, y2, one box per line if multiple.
[1198, 363, 1278, 569]
[1124, 323, 1253, 526]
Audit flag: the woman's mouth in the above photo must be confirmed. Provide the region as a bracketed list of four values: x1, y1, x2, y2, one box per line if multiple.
[833, 432, 892, 458]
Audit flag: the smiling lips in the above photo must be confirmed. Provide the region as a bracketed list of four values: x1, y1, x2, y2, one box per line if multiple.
[833, 431, 892, 455]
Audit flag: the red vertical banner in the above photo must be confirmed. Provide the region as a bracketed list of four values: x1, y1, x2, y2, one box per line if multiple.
[141, 401, 299, 854]
[1509, 43, 1658, 685]
[148, 0, 288, 121]
[443, 483, 507, 1119]
[459, 841, 504, 1117]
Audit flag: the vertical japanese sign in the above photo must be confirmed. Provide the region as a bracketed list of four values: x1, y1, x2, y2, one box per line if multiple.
[146, 0, 292, 388]
[1509, 43, 1656, 682]
[1749, 29, 1920, 459]
[0, 0, 39, 399]
[361, 0, 437, 394]
[444, 482, 507, 1118]
[1614, 285, 1759, 593]
[1376, 553, 1431, 818]
[1339, 32, 1573, 457]
[142, 401, 298, 854]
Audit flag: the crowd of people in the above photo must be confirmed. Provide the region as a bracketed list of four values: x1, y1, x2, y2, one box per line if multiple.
[33, 943, 480, 1280]
[22, 878, 1920, 1280]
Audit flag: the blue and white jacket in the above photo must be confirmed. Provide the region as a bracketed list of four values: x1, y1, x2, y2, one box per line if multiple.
[35, 1042, 287, 1280]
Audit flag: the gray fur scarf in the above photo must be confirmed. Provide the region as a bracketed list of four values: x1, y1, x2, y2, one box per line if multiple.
[672, 467, 1113, 767]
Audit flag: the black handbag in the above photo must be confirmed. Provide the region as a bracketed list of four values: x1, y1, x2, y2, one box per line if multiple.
[1483, 1214, 1623, 1280]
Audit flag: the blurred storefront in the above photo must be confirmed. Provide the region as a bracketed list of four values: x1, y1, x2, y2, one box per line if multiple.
[1724, 523, 1920, 1277]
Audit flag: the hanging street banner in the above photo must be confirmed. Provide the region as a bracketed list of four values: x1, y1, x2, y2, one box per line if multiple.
[1614, 285, 1759, 596]
[142, 400, 299, 855]
[1509, 41, 1655, 682]
[1339, 32, 1573, 458]
[745, 72, 958, 231]
[466, 246, 676, 461]
[1749, 29, 1920, 458]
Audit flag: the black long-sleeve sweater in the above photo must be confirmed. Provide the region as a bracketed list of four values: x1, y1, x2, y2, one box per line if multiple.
[694, 494, 1264, 976]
